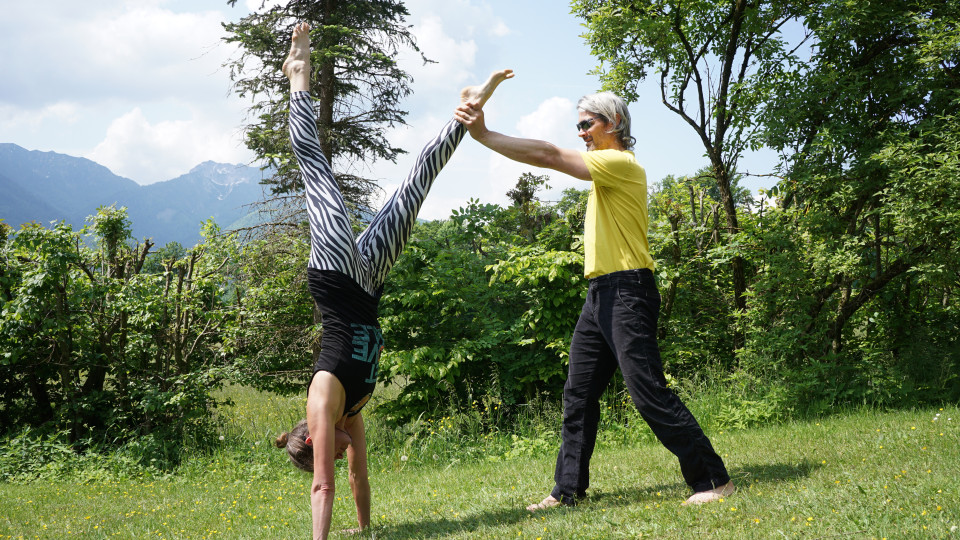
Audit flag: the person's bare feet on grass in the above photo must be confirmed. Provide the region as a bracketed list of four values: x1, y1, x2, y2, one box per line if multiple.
[460, 69, 514, 108]
[526, 495, 562, 512]
[282, 22, 311, 92]
[682, 481, 736, 506]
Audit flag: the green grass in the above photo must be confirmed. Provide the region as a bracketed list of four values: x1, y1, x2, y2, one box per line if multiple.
[1, 391, 958, 539]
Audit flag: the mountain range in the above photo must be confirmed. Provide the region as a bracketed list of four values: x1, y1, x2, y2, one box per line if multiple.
[0, 143, 269, 247]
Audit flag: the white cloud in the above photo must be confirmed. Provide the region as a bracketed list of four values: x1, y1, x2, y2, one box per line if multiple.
[88, 107, 249, 184]
[1, 1, 238, 108]
[490, 20, 511, 37]
[516, 96, 576, 141]
[397, 0, 512, 95]
[400, 15, 478, 91]
[404, 0, 509, 37]
[0, 102, 80, 133]
[75, 8, 235, 97]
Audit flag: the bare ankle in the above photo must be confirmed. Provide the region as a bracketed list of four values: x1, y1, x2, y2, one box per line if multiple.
[282, 59, 307, 76]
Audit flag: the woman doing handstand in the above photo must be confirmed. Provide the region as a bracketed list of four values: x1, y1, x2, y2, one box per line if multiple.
[274, 22, 511, 540]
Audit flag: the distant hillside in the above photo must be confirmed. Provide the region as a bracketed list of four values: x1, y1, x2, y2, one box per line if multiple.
[0, 143, 270, 247]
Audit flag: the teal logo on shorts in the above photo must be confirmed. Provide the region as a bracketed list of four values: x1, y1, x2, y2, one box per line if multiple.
[350, 323, 384, 383]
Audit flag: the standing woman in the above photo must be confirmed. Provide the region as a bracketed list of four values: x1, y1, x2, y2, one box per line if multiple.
[275, 22, 511, 539]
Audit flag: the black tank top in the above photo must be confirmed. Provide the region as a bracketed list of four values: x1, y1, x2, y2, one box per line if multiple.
[307, 269, 383, 416]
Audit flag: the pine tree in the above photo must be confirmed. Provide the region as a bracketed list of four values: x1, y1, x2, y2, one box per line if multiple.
[224, 0, 426, 217]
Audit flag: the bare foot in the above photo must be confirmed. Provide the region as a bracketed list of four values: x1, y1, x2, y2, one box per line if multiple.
[282, 22, 311, 92]
[460, 69, 514, 108]
[526, 495, 562, 512]
[682, 481, 736, 506]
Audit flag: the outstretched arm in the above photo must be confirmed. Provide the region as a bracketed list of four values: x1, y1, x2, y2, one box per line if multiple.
[454, 104, 592, 181]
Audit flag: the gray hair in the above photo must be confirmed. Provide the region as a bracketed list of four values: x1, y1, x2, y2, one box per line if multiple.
[577, 91, 636, 150]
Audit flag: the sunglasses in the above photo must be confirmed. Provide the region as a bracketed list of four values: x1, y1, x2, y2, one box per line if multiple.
[576, 116, 604, 132]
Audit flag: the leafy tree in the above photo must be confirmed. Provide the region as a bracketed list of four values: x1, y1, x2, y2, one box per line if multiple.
[569, 0, 959, 415]
[487, 187, 589, 370]
[0, 208, 235, 464]
[746, 0, 960, 409]
[142, 241, 187, 274]
[504, 172, 554, 241]
[377, 181, 588, 422]
[0, 221, 82, 431]
[647, 174, 736, 371]
[377, 215, 526, 421]
[222, 224, 317, 394]
[572, 0, 805, 350]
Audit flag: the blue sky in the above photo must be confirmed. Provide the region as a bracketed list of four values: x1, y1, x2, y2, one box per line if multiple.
[1, 0, 777, 220]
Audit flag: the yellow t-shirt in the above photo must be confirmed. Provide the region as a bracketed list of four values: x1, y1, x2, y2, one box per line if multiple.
[581, 149, 653, 278]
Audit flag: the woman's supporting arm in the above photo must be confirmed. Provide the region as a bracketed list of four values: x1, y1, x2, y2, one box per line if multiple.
[307, 372, 347, 540]
[344, 413, 371, 532]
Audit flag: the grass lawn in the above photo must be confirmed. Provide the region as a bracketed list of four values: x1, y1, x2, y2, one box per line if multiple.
[1, 401, 957, 539]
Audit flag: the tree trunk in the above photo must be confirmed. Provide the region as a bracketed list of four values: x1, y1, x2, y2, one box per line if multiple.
[828, 255, 917, 355]
[308, 0, 338, 367]
[658, 213, 683, 340]
[27, 374, 55, 424]
[316, 0, 336, 161]
[714, 164, 747, 351]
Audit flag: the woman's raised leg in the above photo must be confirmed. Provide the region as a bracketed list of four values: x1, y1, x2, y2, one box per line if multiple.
[357, 69, 514, 288]
[284, 22, 366, 289]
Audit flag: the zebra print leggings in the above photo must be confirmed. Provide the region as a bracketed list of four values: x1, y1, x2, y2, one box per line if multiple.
[289, 91, 466, 296]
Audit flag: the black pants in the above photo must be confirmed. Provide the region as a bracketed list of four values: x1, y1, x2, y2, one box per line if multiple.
[551, 269, 730, 504]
